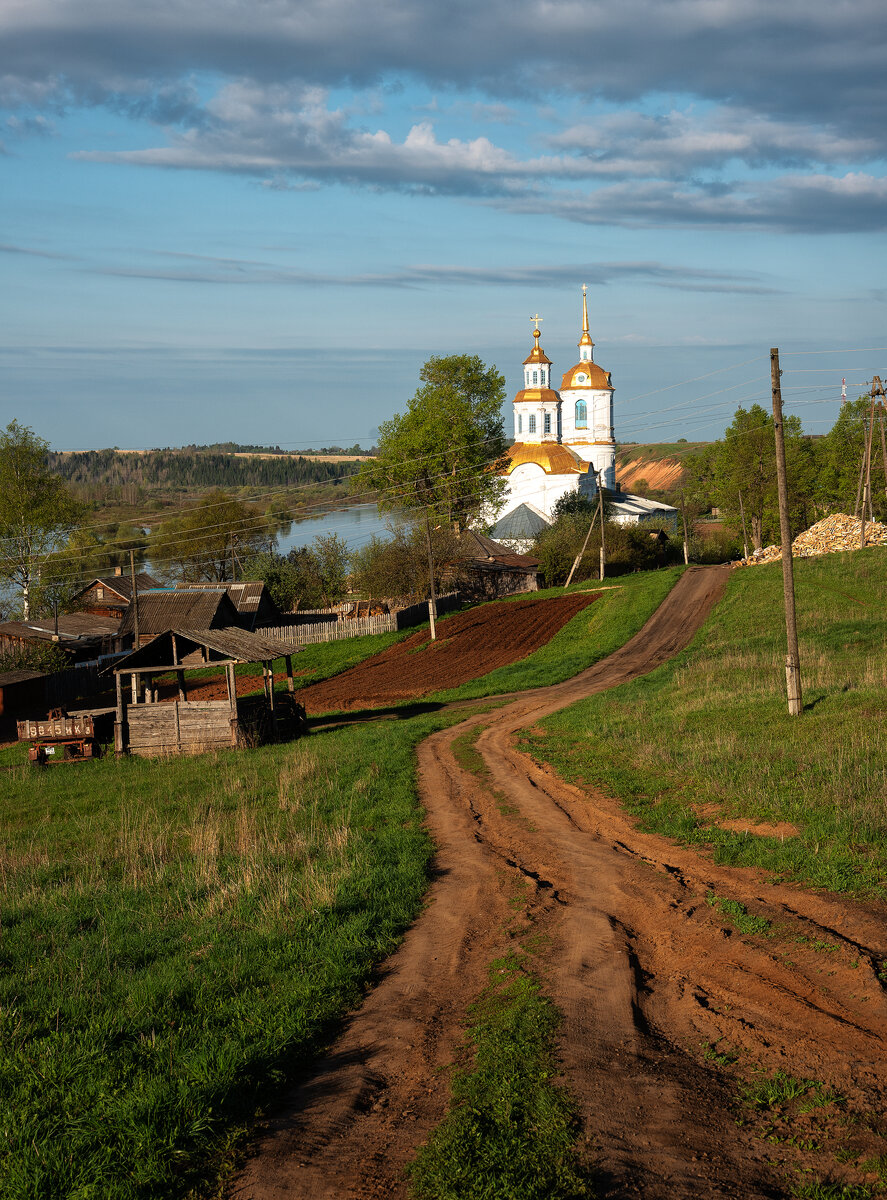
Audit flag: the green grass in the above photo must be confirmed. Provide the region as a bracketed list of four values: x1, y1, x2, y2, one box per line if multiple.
[0, 711, 466, 1200]
[706, 893, 774, 937]
[522, 550, 887, 898]
[430, 569, 685, 703]
[408, 952, 594, 1200]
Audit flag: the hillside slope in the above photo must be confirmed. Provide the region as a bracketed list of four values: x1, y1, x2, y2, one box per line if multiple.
[615, 441, 708, 493]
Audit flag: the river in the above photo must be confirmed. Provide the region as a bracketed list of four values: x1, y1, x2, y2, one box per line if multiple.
[275, 504, 398, 555]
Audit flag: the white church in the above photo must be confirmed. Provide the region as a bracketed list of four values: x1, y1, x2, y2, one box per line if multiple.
[489, 288, 677, 546]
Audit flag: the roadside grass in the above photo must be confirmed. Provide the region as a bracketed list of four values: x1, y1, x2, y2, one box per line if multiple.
[430, 568, 684, 703]
[408, 952, 594, 1200]
[521, 550, 887, 898]
[706, 893, 774, 937]
[0, 712, 462, 1200]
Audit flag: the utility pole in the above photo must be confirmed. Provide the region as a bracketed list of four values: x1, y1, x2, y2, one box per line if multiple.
[771, 348, 802, 717]
[870, 376, 887, 505]
[129, 548, 141, 648]
[597, 471, 606, 580]
[679, 491, 690, 565]
[424, 509, 438, 642]
[737, 490, 750, 559]
[564, 493, 602, 588]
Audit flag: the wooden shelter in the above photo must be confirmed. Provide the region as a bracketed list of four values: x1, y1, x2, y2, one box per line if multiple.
[108, 627, 304, 756]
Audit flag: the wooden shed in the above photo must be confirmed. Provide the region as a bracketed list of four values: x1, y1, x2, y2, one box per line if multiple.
[108, 627, 304, 757]
[71, 571, 160, 618]
[118, 589, 240, 647]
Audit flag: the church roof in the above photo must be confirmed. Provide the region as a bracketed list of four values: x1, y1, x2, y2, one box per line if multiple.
[522, 328, 552, 366]
[513, 387, 560, 404]
[502, 442, 585, 475]
[561, 362, 613, 391]
[490, 504, 552, 541]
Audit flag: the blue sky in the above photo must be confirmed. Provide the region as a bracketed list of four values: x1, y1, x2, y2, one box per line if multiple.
[1, 0, 885, 450]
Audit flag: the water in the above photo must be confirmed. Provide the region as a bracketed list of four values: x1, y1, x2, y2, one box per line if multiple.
[275, 504, 398, 555]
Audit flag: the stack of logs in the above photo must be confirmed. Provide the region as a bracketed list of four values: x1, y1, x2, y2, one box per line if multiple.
[737, 513, 887, 567]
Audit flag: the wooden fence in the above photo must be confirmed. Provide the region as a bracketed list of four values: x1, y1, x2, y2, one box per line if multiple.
[261, 592, 460, 645]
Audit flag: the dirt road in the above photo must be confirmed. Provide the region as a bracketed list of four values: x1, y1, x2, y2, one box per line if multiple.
[231, 566, 887, 1199]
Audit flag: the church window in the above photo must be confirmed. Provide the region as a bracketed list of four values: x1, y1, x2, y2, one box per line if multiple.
[544, 413, 551, 435]
[528, 415, 536, 434]
[517, 414, 522, 433]
[532, 370, 538, 384]
[575, 400, 587, 428]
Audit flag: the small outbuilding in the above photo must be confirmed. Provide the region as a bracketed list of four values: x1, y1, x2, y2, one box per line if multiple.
[452, 531, 539, 599]
[118, 589, 240, 647]
[108, 627, 304, 757]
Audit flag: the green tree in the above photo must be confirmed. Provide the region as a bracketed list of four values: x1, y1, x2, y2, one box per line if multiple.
[816, 398, 886, 521]
[0, 421, 83, 618]
[353, 355, 510, 532]
[148, 490, 268, 582]
[241, 534, 351, 610]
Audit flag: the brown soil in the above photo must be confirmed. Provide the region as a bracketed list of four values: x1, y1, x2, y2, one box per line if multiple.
[294, 591, 603, 713]
[618, 456, 686, 492]
[230, 566, 887, 1200]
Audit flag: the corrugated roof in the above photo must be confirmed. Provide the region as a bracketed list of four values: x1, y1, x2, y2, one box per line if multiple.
[172, 580, 269, 614]
[107, 626, 298, 672]
[490, 504, 551, 541]
[119, 590, 238, 636]
[0, 613, 121, 643]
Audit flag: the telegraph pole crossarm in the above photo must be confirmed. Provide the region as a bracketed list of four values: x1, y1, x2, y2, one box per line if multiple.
[770, 348, 802, 717]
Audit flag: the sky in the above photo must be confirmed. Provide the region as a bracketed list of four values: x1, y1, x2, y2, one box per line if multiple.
[1, 0, 886, 452]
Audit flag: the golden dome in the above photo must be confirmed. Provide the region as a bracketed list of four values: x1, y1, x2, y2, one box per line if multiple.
[513, 387, 560, 404]
[523, 328, 552, 366]
[561, 363, 613, 391]
[502, 442, 585, 475]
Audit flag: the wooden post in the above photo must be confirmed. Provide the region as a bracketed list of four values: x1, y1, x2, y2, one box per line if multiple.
[564, 494, 601, 588]
[860, 396, 877, 547]
[878, 399, 887, 501]
[267, 660, 278, 739]
[771, 348, 802, 717]
[285, 655, 295, 693]
[679, 492, 690, 565]
[225, 661, 238, 745]
[131, 673, 139, 704]
[129, 549, 141, 647]
[425, 509, 437, 642]
[114, 671, 125, 754]
[597, 471, 606, 581]
[737, 490, 750, 559]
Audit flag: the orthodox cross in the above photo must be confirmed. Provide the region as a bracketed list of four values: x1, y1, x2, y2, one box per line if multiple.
[530, 313, 543, 331]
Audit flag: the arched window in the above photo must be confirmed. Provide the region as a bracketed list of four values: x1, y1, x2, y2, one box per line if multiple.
[528, 414, 537, 434]
[575, 400, 587, 428]
[517, 413, 522, 434]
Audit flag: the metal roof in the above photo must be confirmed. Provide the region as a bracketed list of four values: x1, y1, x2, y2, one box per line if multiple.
[490, 504, 551, 541]
[119, 590, 238, 636]
[172, 581, 271, 615]
[73, 573, 160, 603]
[459, 530, 539, 570]
[0, 613, 121, 643]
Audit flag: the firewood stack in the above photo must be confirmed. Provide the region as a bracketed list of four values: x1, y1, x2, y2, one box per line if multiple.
[736, 513, 887, 567]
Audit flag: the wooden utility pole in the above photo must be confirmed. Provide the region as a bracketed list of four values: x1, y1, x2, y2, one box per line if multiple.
[564, 494, 601, 588]
[679, 492, 690, 565]
[770, 348, 802, 716]
[129, 548, 141, 648]
[737, 490, 750, 559]
[860, 395, 877, 548]
[597, 471, 606, 580]
[424, 509, 438, 642]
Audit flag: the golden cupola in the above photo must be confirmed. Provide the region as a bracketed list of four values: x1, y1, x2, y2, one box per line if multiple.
[578, 284, 594, 362]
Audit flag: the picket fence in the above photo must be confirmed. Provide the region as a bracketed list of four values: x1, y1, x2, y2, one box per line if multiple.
[261, 592, 460, 645]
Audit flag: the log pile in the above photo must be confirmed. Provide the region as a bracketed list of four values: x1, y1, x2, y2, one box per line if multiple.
[737, 513, 887, 567]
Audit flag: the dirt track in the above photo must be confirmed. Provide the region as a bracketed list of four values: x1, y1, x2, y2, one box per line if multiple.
[231, 566, 887, 1199]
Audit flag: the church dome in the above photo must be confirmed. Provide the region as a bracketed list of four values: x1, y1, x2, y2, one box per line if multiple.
[561, 362, 613, 391]
[503, 442, 585, 475]
[513, 387, 560, 404]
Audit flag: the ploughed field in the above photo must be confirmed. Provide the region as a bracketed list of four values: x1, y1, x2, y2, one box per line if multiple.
[293, 591, 602, 712]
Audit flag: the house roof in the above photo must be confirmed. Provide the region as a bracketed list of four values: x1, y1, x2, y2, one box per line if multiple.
[459, 530, 539, 571]
[73, 573, 160, 603]
[490, 504, 551, 541]
[0, 613, 121, 644]
[0, 669, 47, 687]
[119, 589, 239, 636]
[609, 493, 678, 519]
[172, 580, 276, 617]
[107, 626, 298, 673]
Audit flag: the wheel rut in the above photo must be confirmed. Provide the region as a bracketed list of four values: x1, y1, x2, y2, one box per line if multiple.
[230, 566, 887, 1200]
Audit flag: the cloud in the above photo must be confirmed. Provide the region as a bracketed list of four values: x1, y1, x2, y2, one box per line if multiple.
[2, 0, 886, 145]
[0, 240, 70, 259]
[91, 252, 778, 293]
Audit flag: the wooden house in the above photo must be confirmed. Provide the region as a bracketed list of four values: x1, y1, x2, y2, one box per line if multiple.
[0, 613, 126, 663]
[118, 589, 240, 647]
[108, 627, 304, 757]
[172, 581, 281, 629]
[72, 570, 160, 618]
[451, 531, 539, 599]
